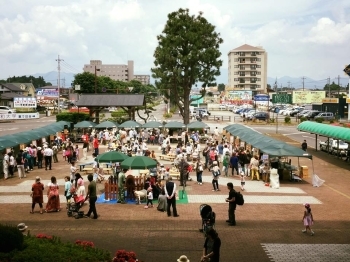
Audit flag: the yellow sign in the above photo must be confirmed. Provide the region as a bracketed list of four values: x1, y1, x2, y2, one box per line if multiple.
[347, 98, 350, 103]
[322, 98, 339, 103]
[292, 91, 325, 104]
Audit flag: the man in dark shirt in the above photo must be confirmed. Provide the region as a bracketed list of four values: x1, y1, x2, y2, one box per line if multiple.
[301, 140, 307, 151]
[225, 182, 236, 226]
[164, 177, 179, 217]
[84, 174, 98, 219]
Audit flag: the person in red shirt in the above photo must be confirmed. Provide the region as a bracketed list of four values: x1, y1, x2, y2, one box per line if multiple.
[93, 135, 99, 156]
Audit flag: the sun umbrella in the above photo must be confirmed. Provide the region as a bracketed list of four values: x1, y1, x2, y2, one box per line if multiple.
[120, 156, 157, 170]
[74, 121, 96, 128]
[96, 151, 129, 163]
[95, 121, 119, 129]
[164, 121, 186, 129]
[187, 121, 209, 129]
[142, 121, 163, 128]
[118, 120, 141, 128]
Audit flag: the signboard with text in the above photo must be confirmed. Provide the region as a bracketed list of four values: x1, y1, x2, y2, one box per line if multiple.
[228, 91, 252, 100]
[14, 97, 37, 108]
[0, 113, 39, 120]
[272, 93, 292, 104]
[292, 91, 325, 104]
[36, 89, 59, 97]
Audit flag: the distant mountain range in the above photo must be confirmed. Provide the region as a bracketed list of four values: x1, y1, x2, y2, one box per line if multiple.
[31, 70, 349, 89]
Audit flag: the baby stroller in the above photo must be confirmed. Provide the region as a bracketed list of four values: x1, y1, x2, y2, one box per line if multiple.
[199, 204, 216, 235]
[67, 194, 85, 219]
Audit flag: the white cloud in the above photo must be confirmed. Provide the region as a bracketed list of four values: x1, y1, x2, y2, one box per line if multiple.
[0, 0, 349, 81]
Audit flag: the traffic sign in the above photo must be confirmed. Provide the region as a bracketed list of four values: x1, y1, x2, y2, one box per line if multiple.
[344, 64, 350, 76]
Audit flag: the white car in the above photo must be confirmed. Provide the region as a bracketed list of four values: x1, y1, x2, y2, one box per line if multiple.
[0, 106, 16, 114]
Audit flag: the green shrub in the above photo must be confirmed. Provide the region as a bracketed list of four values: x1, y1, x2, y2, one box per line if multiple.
[111, 111, 128, 118]
[163, 112, 173, 118]
[284, 116, 291, 123]
[269, 118, 275, 123]
[56, 112, 89, 123]
[0, 233, 111, 262]
[0, 224, 24, 253]
[329, 119, 334, 124]
[300, 116, 307, 123]
[315, 117, 324, 123]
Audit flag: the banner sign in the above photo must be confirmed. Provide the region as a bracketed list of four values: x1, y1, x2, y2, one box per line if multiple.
[272, 93, 292, 104]
[254, 94, 270, 101]
[228, 91, 252, 100]
[37, 89, 59, 97]
[37, 97, 57, 106]
[14, 97, 37, 108]
[292, 91, 325, 104]
[0, 113, 39, 120]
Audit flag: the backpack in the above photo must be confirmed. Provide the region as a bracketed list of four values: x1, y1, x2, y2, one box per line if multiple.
[235, 191, 244, 206]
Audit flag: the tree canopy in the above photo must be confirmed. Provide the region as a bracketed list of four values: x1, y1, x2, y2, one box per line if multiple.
[0, 75, 51, 87]
[151, 8, 223, 124]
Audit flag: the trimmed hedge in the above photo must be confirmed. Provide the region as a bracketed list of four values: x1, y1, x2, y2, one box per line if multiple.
[0, 224, 24, 253]
[56, 112, 90, 123]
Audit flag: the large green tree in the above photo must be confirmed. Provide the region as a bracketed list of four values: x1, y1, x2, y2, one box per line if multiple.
[151, 8, 223, 124]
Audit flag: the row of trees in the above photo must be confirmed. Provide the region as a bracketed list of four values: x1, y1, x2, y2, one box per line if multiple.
[72, 72, 158, 122]
[0, 76, 51, 87]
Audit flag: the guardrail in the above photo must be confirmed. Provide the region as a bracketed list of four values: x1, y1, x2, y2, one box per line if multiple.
[205, 115, 231, 122]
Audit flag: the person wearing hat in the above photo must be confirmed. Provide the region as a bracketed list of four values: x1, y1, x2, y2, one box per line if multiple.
[37, 147, 43, 169]
[302, 203, 314, 236]
[17, 223, 28, 232]
[177, 255, 190, 262]
[30, 176, 44, 214]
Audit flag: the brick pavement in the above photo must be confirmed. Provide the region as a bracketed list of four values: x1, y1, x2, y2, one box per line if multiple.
[1, 142, 350, 261]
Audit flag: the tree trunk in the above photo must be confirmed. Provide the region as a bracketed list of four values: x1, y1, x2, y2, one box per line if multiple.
[183, 88, 190, 124]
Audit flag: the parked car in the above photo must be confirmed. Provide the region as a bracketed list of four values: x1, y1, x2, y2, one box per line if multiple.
[319, 139, 348, 155]
[314, 112, 334, 121]
[306, 110, 322, 120]
[252, 112, 269, 121]
[218, 104, 226, 110]
[0, 106, 16, 114]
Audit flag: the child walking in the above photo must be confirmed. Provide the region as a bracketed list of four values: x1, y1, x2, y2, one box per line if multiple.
[145, 187, 153, 208]
[302, 203, 314, 236]
[240, 172, 245, 191]
[64, 176, 72, 208]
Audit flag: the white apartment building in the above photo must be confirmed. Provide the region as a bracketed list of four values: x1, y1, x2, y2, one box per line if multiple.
[228, 44, 268, 93]
[83, 60, 150, 85]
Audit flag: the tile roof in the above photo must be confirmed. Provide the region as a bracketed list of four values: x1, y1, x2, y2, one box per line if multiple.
[1, 93, 27, 99]
[76, 94, 145, 107]
[228, 44, 265, 53]
[1, 83, 23, 92]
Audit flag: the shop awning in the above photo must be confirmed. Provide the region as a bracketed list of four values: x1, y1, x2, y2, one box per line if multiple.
[297, 121, 350, 141]
[224, 124, 311, 158]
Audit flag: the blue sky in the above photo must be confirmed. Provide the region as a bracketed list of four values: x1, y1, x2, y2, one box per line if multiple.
[0, 0, 349, 83]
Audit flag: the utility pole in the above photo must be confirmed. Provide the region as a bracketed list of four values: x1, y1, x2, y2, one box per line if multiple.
[327, 77, 331, 98]
[337, 75, 340, 96]
[56, 55, 63, 113]
[301, 76, 306, 91]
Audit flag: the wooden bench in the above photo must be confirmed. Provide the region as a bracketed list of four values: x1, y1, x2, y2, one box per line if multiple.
[82, 167, 94, 175]
[159, 155, 176, 161]
[169, 172, 180, 180]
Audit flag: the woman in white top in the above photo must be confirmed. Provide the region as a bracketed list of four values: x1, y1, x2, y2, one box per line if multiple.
[70, 162, 77, 181]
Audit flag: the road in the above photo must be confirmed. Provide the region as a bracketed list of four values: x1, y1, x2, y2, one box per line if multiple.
[0, 116, 56, 136]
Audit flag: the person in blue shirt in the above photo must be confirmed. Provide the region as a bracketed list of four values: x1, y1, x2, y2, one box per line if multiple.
[229, 153, 239, 176]
[217, 142, 224, 163]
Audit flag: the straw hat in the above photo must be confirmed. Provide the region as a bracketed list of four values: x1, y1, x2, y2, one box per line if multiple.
[177, 255, 190, 262]
[17, 223, 28, 232]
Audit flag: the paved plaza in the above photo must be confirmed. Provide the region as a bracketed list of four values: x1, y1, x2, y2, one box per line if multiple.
[1, 131, 350, 261]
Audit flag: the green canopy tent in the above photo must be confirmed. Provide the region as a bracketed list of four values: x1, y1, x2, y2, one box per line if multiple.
[96, 151, 129, 163]
[164, 121, 186, 129]
[118, 120, 141, 129]
[142, 121, 163, 129]
[120, 156, 157, 170]
[95, 121, 119, 129]
[224, 123, 313, 173]
[0, 137, 18, 151]
[74, 121, 97, 128]
[187, 121, 209, 129]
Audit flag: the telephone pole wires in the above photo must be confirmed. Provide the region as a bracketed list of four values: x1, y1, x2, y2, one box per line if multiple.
[56, 55, 64, 113]
[301, 76, 306, 91]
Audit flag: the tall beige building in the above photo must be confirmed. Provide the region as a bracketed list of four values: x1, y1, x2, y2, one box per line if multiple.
[227, 44, 268, 93]
[83, 60, 150, 85]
